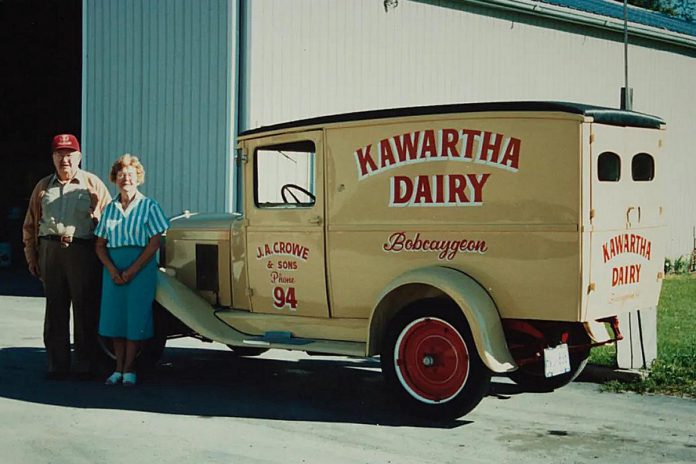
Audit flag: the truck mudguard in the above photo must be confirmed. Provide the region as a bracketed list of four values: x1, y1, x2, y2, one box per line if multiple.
[369, 266, 516, 373]
[155, 270, 247, 346]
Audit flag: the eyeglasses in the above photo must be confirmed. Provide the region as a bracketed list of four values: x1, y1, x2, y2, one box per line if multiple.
[116, 171, 137, 180]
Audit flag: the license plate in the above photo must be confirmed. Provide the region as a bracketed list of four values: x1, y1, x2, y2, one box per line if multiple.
[544, 344, 571, 378]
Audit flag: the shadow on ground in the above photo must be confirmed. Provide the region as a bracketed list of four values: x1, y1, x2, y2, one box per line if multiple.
[0, 267, 43, 297]
[0, 345, 535, 428]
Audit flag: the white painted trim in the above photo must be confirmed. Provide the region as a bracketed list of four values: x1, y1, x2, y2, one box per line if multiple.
[459, 0, 696, 48]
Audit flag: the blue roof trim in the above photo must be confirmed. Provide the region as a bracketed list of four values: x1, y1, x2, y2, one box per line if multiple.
[537, 0, 696, 37]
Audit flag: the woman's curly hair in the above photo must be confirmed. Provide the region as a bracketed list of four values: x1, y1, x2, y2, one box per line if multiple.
[109, 154, 145, 185]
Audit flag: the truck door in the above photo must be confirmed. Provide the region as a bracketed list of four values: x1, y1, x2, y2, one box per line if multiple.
[586, 123, 665, 317]
[243, 131, 329, 317]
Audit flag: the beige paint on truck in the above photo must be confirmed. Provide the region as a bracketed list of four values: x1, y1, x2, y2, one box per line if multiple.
[157, 102, 665, 419]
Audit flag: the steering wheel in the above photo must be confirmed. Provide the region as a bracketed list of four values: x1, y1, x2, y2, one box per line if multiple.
[281, 184, 316, 204]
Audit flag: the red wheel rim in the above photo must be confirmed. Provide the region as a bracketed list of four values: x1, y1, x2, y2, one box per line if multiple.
[394, 317, 470, 404]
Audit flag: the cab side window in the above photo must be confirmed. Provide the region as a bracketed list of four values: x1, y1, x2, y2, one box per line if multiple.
[598, 152, 621, 182]
[255, 140, 316, 208]
[632, 153, 655, 181]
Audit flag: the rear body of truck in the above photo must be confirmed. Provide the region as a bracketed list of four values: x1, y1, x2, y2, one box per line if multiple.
[158, 102, 665, 419]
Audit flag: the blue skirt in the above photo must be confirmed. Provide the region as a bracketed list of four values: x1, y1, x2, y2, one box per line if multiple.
[99, 247, 156, 340]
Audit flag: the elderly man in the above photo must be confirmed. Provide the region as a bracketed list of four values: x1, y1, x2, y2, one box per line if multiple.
[23, 134, 111, 380]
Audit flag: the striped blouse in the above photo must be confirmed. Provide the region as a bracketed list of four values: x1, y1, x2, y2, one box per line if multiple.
[94, 192, 169, 248]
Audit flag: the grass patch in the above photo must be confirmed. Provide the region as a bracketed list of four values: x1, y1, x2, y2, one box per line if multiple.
[590, 274, 696, 397]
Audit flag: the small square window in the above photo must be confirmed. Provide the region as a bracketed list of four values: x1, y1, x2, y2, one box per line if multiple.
[598, 152, 621, 182]
[254, 141, 316, 208]
[632, 153, 654, 181]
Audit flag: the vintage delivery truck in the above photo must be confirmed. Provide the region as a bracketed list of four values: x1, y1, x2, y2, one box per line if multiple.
[150, 101, 666, 419]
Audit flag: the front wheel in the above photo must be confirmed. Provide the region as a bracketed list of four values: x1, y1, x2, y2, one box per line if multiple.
[381, 300, 491, 420]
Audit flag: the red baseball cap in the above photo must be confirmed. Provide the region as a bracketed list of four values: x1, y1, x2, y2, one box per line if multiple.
[51, 134, 81, 153]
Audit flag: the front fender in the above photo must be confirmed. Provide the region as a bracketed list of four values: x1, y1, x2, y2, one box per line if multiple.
[155, 270, 246, 345]
[368, 266, 516, 373]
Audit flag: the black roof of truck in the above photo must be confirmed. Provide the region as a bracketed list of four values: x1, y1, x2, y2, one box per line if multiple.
[239, 101, 665, 137]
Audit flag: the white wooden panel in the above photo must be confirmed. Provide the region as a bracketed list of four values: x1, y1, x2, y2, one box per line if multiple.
[82, 0, 234, 216]
[240, 0, 696, 256]
[617, 307, 658, 369]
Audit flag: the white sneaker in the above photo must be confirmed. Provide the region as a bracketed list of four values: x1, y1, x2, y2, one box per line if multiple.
[105, 372, 123, 385]
[122, 372, 137, 387]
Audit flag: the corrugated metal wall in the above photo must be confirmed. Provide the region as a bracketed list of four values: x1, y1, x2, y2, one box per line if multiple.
[82, 0, 235, 215]
[240, 0, 696, 257]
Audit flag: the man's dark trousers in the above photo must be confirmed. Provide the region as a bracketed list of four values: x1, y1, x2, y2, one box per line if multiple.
[39, 238, 101, 374]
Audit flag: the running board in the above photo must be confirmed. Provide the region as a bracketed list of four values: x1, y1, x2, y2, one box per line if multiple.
[156, 271, 366, 357]
[238, 330, 366, 357]
[243, 331, 311, 346]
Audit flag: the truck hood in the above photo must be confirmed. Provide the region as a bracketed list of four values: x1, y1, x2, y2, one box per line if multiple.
[169, 212, 243, 231]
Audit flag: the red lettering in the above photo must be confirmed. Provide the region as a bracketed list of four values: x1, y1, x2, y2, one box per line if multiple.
[285, 287, 298, 309]
[441, 129, 460, 158]
[479, 132, 503, 163]
[434, 175, 445, 203]
[379, 139, 397, 169]
[501, 137, 521, 171]
[413, 176, 433, 204]
[355, 145, 378, 177]
[394, 132, 421, 163]
[383, 233, 488, 259]
[466, 173, 490, 203]
[639, 237, 647, 257]
[383, 232, 406, 252]
[461, 129, 480, 159]
[412, 233, 423, 250]
[611, 264, 642, 286]
[448, 175, 469, 204]
[291, 243, 300, 257]
[391, 176, 413, 206]
[420, 130, 437, 158]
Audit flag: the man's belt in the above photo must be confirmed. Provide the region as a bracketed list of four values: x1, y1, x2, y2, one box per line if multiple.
[41, 235, 94, 247]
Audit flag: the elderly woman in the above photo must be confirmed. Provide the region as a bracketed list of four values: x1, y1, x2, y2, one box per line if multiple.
[94, 154, 169, 386]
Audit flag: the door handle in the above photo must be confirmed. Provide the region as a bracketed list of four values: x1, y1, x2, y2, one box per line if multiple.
[626, 206, 637, 227]
[308, 215, 322, 225]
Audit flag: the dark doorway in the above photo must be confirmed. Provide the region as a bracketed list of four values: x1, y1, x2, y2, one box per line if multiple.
[0, 0, 81, 294]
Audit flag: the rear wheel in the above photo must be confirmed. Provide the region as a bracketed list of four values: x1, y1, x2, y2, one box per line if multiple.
[381, 299, 491, 420]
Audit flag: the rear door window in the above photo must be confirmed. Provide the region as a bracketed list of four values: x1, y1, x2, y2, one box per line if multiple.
[632, 153, 654, 181]
[598, 152, 621, 182]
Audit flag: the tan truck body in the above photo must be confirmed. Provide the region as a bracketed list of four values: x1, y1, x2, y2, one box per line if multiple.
[156, 102, 665, 418]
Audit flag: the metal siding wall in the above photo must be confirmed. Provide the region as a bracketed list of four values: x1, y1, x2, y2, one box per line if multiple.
[240, 0, 696, 257]
[82, 0, 233, 216]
